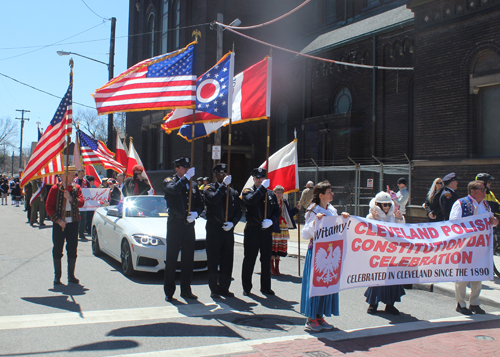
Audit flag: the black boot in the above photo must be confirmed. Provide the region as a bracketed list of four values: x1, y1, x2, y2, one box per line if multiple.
[67, 258, 79, 284]
[53, 259, 62, 285]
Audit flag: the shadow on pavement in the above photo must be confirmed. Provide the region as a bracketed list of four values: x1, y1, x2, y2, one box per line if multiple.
[0, 339, 139, 356]
[106, 322, 241, 338]
[317, 318, 500, 353]
[21, 294, 83, 314]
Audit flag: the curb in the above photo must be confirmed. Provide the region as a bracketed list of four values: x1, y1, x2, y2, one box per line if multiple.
[111, 312, 500, 357]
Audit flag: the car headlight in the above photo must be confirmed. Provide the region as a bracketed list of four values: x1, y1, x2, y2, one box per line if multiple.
[132, 234, 165, 246]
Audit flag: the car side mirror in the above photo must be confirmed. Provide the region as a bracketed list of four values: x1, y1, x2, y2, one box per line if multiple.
[107, 208, 120, 217]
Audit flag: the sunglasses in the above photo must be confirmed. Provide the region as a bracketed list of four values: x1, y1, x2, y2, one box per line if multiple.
[436, 182, 443, 185]
[473, 188, 486, 192]
[379, 203, 391, 207]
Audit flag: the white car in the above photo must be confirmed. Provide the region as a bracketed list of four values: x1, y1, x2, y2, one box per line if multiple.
[91, 195, 208, 276]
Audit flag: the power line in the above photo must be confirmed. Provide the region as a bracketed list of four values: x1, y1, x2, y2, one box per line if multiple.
[0, 22, 108, 62]
[81, 0, 109, 21]
[0, 23, 212, 51]
[0, 71, 95, 109]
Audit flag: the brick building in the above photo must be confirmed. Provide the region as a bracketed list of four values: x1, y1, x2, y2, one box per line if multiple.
[126, 0, 500, 220]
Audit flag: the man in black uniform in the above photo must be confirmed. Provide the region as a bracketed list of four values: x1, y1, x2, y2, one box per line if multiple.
[241, 168, 280, 296]
[440, 172, 459, 220]
[163, 157, 204, 302]
[204, 163, 242, 298]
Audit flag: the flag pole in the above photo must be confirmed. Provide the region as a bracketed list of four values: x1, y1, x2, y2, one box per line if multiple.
[225, 44, 235, 223]
[295, 191, 301, 276]
[188, 31, 201, 214]
[295, 129, 301, 276]
[62, 59, 74, 231]
[225, 116, 232, 222]
[64, 59, 74, 180]
[188, 108, 195, 213]
[264, 49, 272, 220]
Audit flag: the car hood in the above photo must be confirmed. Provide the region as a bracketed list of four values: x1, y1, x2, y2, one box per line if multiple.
[126, 218, 167, 238]
[125, 217, 206, 240]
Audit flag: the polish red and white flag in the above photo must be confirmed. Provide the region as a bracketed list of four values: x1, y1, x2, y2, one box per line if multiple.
[242, 139, 299, 194]
[85, 164, 102, 187]
[115, 132, 128, 170]
[126, 140, 155, 194]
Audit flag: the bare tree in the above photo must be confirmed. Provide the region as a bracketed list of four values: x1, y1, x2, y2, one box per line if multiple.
[0, 117, 19, 148]
[74, 108, 127, 143]
[74, 108, 107, 142]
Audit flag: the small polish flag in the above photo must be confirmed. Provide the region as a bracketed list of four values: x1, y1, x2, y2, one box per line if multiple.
[116, 132, 128, 170]
[242, 139, 299, 194]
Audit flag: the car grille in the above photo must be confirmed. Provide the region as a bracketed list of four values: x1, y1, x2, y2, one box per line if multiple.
[138, 256, 159, 267]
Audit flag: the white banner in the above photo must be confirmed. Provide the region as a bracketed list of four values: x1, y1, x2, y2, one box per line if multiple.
[81, 188, 110, 211]
[309, 214, 494, 298]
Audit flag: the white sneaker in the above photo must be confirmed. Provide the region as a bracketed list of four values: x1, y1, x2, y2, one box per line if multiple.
[317, 317, 333, 330]
[305, 318, 322, 332]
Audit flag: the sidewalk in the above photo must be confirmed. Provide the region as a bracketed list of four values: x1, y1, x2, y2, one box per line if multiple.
[233, 314, 500, 357]
[234, 222, 500, 309]
[149, 313, 500, 357]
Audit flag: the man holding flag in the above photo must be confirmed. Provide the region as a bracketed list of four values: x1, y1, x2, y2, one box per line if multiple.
[204, 163, 242, 298]
[123, 165, 151, 197]
[163, 157, 204, 302]
[241, 168, 280, 296]
[45, 166, 85, 285]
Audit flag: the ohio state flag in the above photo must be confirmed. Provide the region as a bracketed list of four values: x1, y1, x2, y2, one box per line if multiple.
[242, 139, 299, 194]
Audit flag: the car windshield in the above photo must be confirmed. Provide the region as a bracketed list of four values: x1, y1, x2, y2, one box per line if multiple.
[124, 196, 168, 218]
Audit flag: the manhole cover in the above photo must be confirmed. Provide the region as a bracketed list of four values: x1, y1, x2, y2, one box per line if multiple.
[305, 351, 331, 357]
[232, 317, 294, 332]
[475, 335, 495, 341]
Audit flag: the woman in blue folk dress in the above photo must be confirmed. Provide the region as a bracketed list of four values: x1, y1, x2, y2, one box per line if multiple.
[300, 181, 349, 331]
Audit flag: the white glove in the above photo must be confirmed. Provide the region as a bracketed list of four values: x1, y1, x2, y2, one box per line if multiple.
[261, 219, 273, 229]
[222, 222, 234, 231]
[184, 167, 195, 180]
[186, 211, 198, 223]
[223, 175, 232, 186]
[262, 179, 270, 188]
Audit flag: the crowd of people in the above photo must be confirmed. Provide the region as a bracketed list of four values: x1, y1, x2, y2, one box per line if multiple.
[3, 164, 499, 332]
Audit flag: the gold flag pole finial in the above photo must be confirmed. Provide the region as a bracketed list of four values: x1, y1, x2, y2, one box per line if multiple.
[192, 30, 201, 43]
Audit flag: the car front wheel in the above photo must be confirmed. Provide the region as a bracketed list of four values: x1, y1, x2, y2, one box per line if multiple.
[91, 227, 102, 256]
[121, 240, 135, 276]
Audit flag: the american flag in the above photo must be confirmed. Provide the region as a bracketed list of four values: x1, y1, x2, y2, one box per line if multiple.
[162, 52, 235, 133]
[93, 42, 197, 115]
[78, 130, 125, 173]
[20, 77, 72, 188]
[40, 153, 65, 185]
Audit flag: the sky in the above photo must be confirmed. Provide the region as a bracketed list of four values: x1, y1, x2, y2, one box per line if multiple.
[0, 1, 130, 152]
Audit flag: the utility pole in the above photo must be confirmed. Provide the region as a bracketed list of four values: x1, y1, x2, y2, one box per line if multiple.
[107, 17, 116, 178]
[16, 109, 30, 171]
[36, 121, 42, 140]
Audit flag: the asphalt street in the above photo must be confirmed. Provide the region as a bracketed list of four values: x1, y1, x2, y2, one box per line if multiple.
[1, 203, 500, 357]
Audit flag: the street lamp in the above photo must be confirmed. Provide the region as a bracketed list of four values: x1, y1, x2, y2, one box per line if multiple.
[56, 17, 116, 177]
[57, 51, 109, 67]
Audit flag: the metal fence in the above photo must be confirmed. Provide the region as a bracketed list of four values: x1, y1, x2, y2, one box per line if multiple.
[289, 162, 411, 218]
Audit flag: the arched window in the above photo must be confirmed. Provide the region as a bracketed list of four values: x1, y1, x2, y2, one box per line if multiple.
[332, 87, 352, 114]
[471, 51, 500, 156]
[147, 13, 155, 58]
[275, 102, 289, 149]
[173, 0, 180, 49]
[161, 0, 169, 53]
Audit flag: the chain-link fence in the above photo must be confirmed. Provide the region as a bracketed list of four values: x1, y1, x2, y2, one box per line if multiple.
[288, 163, 411, 218]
